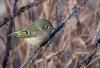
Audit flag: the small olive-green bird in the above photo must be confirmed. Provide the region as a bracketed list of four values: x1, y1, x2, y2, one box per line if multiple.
[9, 19, 53, 47]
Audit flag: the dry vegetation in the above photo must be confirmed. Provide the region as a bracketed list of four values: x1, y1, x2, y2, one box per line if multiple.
[0, 0, 100, 68]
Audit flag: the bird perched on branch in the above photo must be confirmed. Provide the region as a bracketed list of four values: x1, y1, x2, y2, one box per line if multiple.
[9, 19, 53, 49]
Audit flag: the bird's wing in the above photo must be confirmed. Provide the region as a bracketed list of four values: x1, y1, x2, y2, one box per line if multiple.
[9, 30, 29, 38]
[9, 23, 42, 38]
[27, 23, 43, 37]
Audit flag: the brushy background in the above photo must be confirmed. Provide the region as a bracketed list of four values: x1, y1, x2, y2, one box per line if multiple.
[0, 0, 100, 68]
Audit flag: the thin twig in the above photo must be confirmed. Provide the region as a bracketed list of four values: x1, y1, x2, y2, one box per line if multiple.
[20, 47, 41, 68]
[79, 39, 100, 67]
[79, 49, 96, 67]
[20, 55, 34, 68]
[2, 0, 18, 68]
[41, 0, 89, 47]
[34, 50, 64, 64]
[85, 56, 100, 68]
[0, 0, 46, 27]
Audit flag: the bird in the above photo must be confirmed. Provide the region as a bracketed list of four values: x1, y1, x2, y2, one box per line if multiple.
[9, 19, 53, 48]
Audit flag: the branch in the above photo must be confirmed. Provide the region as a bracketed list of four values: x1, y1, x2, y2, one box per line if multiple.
[0, 0, 46, 27]
[34, 50, 64, 64]
[2, 0, 18, 68]
[20, 55, 34, 68]
[79, 39, 100, 67]
[41, 0, 89, 46]
[85, 56, 100, 68]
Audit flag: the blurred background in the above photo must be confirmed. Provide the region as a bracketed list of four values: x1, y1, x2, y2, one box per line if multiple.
[0, 0, 100, 68]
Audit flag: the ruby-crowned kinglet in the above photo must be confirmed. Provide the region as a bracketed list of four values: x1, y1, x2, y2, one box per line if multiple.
[9, 19, 53, 47]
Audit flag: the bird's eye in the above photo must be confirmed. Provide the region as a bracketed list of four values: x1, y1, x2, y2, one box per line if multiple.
[44, 26, 50, 29]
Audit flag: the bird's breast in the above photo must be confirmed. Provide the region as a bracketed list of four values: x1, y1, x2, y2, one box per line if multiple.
[24, 31, 51, 46]
[24, 37, 43, 46]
